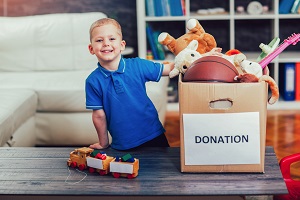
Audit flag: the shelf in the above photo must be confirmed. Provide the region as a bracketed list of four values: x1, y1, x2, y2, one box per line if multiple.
[138, 0, 300, 110]
[145, 16, 187, 21]
[190, 13, 231, 20]
[268, 101, 300, 110]
[241, 52, 300, 63]
[278, 52, 300, 63]
[233, 13, 276, 19]
[279, 14, 300, 19]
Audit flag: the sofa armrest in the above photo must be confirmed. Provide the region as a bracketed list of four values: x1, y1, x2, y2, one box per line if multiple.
[146, 76, 170, 125]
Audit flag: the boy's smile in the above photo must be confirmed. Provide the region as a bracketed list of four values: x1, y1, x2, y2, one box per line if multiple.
[102, 49, 113, 53]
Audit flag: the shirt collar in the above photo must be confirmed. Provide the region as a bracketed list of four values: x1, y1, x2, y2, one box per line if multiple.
[97, 57, 126, 78]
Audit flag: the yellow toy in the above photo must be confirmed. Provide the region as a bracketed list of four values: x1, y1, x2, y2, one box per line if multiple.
[158, 18, 217, 55]
[67, 147, 94, 171]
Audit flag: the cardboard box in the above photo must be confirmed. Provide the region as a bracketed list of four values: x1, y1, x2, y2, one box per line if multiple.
[179, 75, 268, 173]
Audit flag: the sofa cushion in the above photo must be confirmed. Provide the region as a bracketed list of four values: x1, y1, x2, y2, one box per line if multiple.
[0, 71, 169, 114]
[0, 70, 92, 112]
[0, 12, 107, 72]
[0, 89, 37, 146]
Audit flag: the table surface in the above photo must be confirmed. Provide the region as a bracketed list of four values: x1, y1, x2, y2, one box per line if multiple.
[0, 146, 288, 197]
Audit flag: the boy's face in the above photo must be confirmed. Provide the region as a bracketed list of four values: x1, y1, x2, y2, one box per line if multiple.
[88, 24, 126, 66]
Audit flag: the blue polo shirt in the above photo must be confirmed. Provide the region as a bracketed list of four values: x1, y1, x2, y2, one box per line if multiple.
[85, 57, 166, 150]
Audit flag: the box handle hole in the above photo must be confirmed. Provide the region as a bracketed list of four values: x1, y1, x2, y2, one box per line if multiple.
[209, 99, 233, 109]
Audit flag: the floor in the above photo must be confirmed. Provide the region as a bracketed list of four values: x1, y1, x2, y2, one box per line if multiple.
[164, 110, 300, 179]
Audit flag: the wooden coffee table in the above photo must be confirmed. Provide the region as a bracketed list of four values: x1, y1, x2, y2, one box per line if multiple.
[0, 147, 287, 199]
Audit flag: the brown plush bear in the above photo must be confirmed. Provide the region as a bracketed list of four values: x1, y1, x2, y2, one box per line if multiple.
[158, 18, 217, 55]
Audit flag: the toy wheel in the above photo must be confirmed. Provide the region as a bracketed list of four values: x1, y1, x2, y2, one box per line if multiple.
[70, 162, 77, 168]
[112, 172, 120, 178]
[89, 167, 95, 173]
[99, 170, 106, 176]
[78, 164, 85, 171]
[127, 174, 134, 179]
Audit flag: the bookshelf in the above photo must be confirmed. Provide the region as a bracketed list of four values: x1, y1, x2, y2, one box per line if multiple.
[136, 0, 300, 110]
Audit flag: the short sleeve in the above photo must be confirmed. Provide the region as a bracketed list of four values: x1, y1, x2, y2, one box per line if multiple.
[85, 78, 103, 110]
[138, 58, 164, 82]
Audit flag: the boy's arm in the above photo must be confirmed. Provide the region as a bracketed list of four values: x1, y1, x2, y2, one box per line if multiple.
[89, 109, 110, 149]
[162, 62, 175, 76]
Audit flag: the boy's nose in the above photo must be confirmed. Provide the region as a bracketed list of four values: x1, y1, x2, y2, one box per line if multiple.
[103, 39, 110, 46]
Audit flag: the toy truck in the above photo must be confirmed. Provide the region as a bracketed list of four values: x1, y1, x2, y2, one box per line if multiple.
[86, 150, 114, 175]
[110, 154, 139, 179]
[67, 147, 94, 171]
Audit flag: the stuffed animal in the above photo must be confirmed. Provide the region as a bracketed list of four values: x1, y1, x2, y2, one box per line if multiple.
[170, 40, 222, 78]
[158, 18, 217, 56]
[170, 40, 202, 78]
[174, 45, 279, 104]
[232, 53, 279, 105]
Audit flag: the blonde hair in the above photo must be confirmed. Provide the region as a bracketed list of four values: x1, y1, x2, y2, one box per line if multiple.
[89, 18, 123, 41]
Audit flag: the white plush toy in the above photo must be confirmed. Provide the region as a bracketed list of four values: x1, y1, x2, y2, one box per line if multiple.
[236, 55, 263, 78]
[234, 55, 279, 105]
[170, 40, 202, 78]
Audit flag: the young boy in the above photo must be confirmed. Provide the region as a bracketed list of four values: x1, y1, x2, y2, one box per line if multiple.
[85, 18, 175, 150]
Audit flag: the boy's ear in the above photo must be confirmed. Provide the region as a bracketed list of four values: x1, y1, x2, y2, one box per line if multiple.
[88, 44, 95, 55]
[121, 40, 126, 51]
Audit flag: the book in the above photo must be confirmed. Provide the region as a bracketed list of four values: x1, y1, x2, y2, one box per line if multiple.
[281, 63, 296, 101]
[169, 0, 183, 16]
[152, 31, 165, 60]
[154, 0, 164, 16]
[279, 0, 295, 14]
[291, 0, 300, 13]
[145, 0, 155, 16]
[181, 0, 186, 15]
[146, 23, 159, 60]
[295, 62, 300, 101]
[161, 0, 171, 16]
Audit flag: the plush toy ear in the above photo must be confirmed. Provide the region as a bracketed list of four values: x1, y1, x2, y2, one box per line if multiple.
[187, 40, 198, 51]
[234, 53, 246, 63]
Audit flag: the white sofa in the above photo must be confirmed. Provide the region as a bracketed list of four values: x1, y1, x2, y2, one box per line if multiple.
[0, 12, 169, 147]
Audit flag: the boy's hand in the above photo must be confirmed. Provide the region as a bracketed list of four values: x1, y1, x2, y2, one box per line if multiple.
[89, 142, 107, 149]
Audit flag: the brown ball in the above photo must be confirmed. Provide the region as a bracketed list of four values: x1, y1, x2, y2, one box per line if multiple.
[183, 56, 239, 83]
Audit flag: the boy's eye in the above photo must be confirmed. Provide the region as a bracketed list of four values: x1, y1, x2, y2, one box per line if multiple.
[110, 38, 116, 41]
[96, 39, 103, 42]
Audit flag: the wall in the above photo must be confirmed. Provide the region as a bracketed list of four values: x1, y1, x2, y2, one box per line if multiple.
[0, 0, 138, 57]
